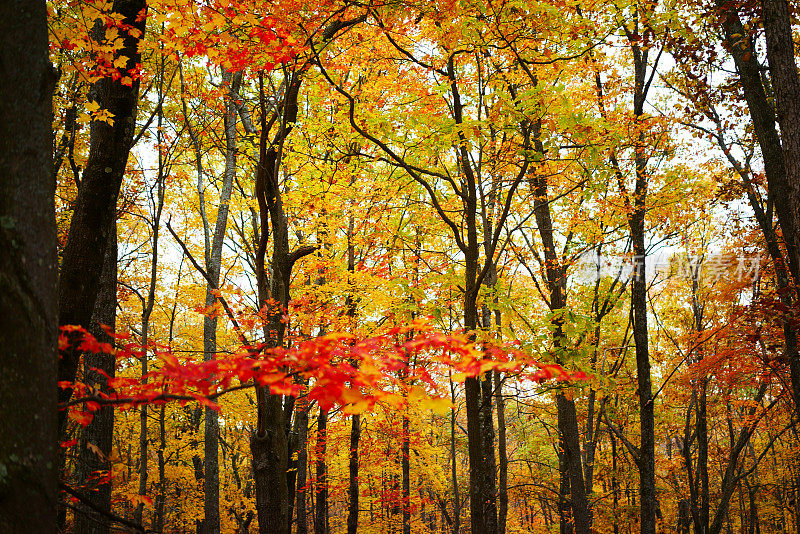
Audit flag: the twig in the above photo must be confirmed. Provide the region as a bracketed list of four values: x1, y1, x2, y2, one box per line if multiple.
[60, 382, 257, 409]
[166, 219, 251, 347]
[60, 482, 149, 533]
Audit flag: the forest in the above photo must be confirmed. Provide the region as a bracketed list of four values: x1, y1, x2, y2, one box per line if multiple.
[2, 0, 800, 533]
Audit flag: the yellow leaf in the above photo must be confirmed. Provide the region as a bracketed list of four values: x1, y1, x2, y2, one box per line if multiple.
[113, 55, 129, 69]
[421, 396, 452, 415]
[408, 385, 426, 402]
[85, 100, 100, 113]
[343, 400, 370, 415]
[383, 393, 405, 409]
[451, 372, 467, 382]
[93, 109, 115, 126]
[339, 388, 365, 405]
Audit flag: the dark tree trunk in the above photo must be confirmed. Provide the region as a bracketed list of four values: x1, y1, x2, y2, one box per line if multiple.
[719, 3, 800, 521]
[454, 53, 497, 533]
[154, 404, 167, 533]
[296, 397, 310, 534]
[295, 399, 308, 534]
[250, 72, 300, 534]
[530, 123, 591, 534]
[251, 395, 289, 534]
[57, 0, 147, 434]
[345, 221, 361, 534]
[630, 171, 656, 534]
[76, 228, 117, 534]
[347, 413, 361, 534]
[402, 414, 411, 534]
[494, 372, 508, 534]
[249, 31, 363, 530]
[717, 0, 799, 279]
[629, 29, 657, 534]
[762, 0, 800, 286]
[0, 0, 58, 529]
[610, 432, 620, 534]
[286, 398, 297, 532]
[314, 409, 329, 534]
[450, 376, 461, 534]
[697, 355, 710, 531]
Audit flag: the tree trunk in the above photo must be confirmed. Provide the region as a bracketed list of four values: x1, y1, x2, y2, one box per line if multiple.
[610, 432, 620, 534]
[0, 0, 57, 528]
[402, 414, 411, 534]
[314, 409, 329, 534]
[762, 0, 800, 286]
[630, 177, 656, 534]
[629, 31, 657, 534]
[530, 124, 591, 534]
[694, 276, 710, 534]
[450, 375, 461, 534]
[296, 396, 310, 534]
[346, 218, 361, 534]
[251, 395, 289, 534]
[286, 398, 297, 532]
[250, 72, 299, 534]
[201, 69, 242, 534]
[494, 371, 508, 534]
[347, 413, 361, 534]
[249, 23, 363, 528]
[154, 404, 167, 533]
[76, 228, 117, 534]
[57, 0, 147, 434]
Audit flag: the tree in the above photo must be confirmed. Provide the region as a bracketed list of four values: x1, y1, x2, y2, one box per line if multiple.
[0, 0, 58, 531]
[57, 0, 148, 434]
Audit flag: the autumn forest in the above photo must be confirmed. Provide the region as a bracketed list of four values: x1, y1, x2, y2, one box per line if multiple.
[2, 0, 800, 533]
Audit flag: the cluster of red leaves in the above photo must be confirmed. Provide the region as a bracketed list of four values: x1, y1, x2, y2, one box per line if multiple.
[156, 0, 300, 72]
[58, 320, 585, 448]
[678, 293, 800, 393]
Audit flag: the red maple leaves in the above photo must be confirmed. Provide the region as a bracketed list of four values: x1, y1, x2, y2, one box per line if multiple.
[58, 320, 585, 436]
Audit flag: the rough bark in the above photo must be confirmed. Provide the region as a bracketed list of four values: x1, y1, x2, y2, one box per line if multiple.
[346, 412, 361, 534]
[402, 414, 411, 534]
[629, 28, 657, 534]
[630, 149, 656, 534]
[0, 0, 58, 529]
[762, 0, 800, 286]
[494, 371, 508, 534]
[450, 375, 461, 534]
[76, 228, 117, 534]
[314, 409, 329, 534]
[296, 397, 310, 534]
